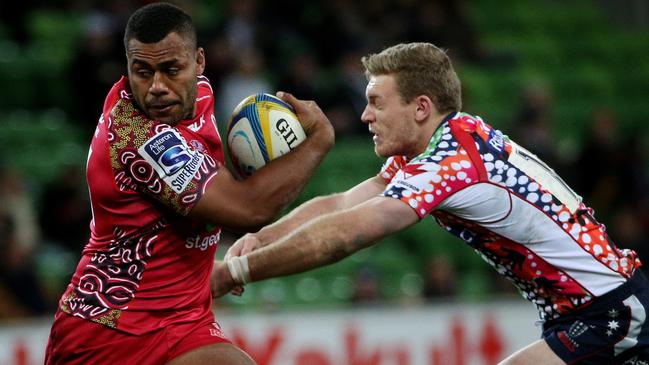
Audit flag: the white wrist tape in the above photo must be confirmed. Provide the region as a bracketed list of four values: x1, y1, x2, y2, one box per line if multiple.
[227, 256, 251, 285]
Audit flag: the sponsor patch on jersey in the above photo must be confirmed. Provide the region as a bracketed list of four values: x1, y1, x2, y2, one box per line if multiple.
[486, 128, 506, 155]
[393, 179, 422, 193]
[391, 162, 442, 194]
[185, 230, 221, 251]
[138, 129, 204, 193]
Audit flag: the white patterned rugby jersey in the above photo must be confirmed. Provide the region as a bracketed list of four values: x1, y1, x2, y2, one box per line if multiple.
[379, 112, 642, 320]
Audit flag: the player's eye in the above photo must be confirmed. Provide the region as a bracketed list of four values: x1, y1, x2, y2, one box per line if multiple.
[137, 69, 152, 78]
[167, 68, 180, 76]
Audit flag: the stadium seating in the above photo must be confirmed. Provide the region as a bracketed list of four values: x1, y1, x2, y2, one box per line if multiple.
[0, 0, 647, 310]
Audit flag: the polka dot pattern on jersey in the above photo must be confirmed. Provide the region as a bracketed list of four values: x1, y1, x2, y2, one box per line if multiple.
[471, 126, 637, 278]
[435, 210, 592, 320]
[377, 112, 641, 321]
[382, 122, 480, 218]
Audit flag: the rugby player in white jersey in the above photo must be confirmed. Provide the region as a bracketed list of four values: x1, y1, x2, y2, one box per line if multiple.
[214, 42, 648, 365]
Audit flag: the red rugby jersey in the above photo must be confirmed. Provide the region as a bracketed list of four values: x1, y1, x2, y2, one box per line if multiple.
[59, 76, 223, 334]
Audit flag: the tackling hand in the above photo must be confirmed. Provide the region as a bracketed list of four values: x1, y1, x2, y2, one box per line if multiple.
[222, 233, 262, 296]
[225, 233, 262, 260]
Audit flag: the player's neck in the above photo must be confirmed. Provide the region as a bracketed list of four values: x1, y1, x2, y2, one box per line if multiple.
[413, 112, 446, 156]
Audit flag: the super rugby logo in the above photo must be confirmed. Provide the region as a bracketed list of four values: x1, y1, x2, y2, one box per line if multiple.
[161, 145, 192, 175]
[139, 129, 204, 193]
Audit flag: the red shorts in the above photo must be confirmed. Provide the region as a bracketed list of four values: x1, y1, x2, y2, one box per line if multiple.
[45, 310, 231, 365]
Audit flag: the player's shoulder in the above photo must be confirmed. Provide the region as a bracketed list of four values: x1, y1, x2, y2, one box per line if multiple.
[379, 155, 408, 181]
[102, 78, 156, 134]
[108, 99, 156, 137]
[448, 112, 494, 134]
[197, 75, 213, 95]
[102, 77, 132, 114]
[448, 112, 508, 151]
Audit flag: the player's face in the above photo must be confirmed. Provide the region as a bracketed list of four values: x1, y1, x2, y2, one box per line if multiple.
[361, 74, 421, 158]
[126, 32, 205, 125]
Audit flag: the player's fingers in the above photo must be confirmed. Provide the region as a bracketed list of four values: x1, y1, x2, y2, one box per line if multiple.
[224, 245, 240, 261]
[224, 235, 251, 260]
[224, 247, 244, 261]
[276, 91, 315, 113]
[230, 286, 245, 296]
[228, 234, 260, 258]
[240, 245, 253, 256]
[240, 237, 261, 256]
[276, 91, 299, 108]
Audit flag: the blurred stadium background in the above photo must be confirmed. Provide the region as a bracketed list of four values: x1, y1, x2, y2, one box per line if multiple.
[0, 0, 648, 364]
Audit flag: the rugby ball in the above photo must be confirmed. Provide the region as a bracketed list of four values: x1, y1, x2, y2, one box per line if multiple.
[227, 93, 306, 177]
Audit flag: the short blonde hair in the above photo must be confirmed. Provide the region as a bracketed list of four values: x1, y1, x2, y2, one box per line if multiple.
[361, 43, 462, 114]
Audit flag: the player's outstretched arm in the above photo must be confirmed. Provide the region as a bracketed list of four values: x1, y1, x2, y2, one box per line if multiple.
[213, 196, 419, 296]
[189, 92, 335, 232]
[225, 176, 387, 259]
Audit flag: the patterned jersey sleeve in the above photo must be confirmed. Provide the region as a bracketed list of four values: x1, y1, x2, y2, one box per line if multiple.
[378, 156, 408, 183]
[108, 99, 219, 216]
[381, 122, 482, 219]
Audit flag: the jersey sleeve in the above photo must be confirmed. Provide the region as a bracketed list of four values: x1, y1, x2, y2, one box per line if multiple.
[378, 156, 407, 183]
[381, 125, 482, 219]
[108, 99, 220, 216]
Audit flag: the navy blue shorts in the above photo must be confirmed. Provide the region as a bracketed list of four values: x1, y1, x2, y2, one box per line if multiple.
[543, 271, 649, 365]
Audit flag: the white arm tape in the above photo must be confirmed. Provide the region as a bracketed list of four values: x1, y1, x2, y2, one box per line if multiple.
[227, 256, 251, 285]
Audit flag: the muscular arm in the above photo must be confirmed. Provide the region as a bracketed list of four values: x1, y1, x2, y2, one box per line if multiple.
[189, 93, 335, 232]
[253, 175, 387, 244]
[245, 196, 419, 282]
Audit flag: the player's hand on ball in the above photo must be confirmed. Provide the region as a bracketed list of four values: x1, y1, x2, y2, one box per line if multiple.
[276, 91, 334, 148]
[211, 260, 238, 298]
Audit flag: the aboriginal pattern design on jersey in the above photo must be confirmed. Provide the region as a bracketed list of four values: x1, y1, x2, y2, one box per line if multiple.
[61, 220, 166, 327]
[381, 122, 480, 217]
[434, 211, 594, 317]
[467, 114, 639, 276]
[108, 100, 218, 215]
[380, 112, 641, 320]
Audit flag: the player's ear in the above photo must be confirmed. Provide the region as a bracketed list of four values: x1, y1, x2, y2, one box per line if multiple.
[196, 47, 205, 75]
[414, 95, 433, 123]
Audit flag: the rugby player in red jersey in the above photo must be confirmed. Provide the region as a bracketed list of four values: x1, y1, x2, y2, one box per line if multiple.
[44, 3, 334, 365]
[216, 43, 649, 365]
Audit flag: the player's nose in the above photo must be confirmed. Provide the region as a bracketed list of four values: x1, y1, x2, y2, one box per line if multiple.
[149, 71, 169, 96]
[360, 104, 374, 124]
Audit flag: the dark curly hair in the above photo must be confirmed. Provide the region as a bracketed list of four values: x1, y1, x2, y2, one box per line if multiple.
[123, 2, 196, 50]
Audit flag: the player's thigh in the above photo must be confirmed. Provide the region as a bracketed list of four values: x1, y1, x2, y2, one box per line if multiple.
[499, 339, 566, 365]
[167, 343, 256, 365]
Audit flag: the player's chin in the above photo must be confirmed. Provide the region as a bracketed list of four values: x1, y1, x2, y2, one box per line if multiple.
[374, 145, 390, 158]
[149, 109, 184, 124]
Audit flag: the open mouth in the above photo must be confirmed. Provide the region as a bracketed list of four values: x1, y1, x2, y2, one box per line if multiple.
[369, 129, 378, 143]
